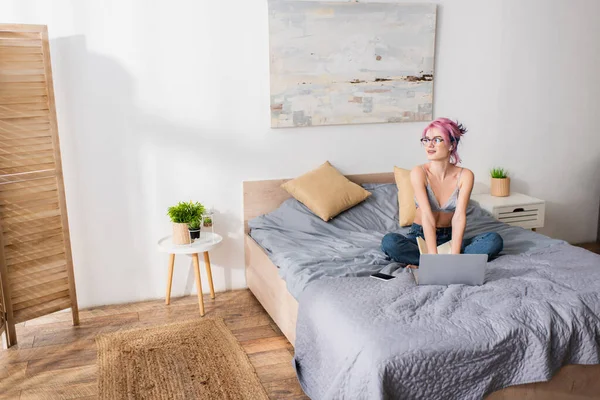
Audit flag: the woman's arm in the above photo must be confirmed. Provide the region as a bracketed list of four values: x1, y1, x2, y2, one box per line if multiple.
[451, 169, 474, 254]
[411, 166, 438, 254]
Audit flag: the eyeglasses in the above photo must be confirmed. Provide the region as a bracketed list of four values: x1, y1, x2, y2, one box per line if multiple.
[420, 136, 444, 145]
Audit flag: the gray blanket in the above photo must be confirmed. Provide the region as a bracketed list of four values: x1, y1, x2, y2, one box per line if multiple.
[294, 243, 600, 399]
[249, 184, 562, 299]
[249, 184, 600, 399]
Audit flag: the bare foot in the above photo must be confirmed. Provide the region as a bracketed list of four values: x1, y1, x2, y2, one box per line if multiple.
[406, 264, 418, 269]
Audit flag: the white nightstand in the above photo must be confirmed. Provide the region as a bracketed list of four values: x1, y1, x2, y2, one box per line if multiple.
[157, 232, 223, 316]
[470, 192, 545, 230]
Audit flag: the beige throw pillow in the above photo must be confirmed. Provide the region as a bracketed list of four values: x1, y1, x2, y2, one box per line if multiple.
[281, 161, 371, 221]
[394, 166, 416, 226]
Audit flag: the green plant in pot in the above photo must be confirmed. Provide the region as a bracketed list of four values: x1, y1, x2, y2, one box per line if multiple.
[490, 167, 510, 197]
[167, 201, 205, 244]
[203, 216, 213, 228]
[187, 216, 203, 240]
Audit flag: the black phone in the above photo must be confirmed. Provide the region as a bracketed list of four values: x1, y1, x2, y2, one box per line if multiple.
[370, 272, 396, 281]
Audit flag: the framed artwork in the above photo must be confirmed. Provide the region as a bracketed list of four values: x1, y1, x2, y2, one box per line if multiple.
[268, 1, 437, 128]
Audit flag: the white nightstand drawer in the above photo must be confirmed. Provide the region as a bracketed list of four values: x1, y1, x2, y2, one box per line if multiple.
[494, 204, 545, 229]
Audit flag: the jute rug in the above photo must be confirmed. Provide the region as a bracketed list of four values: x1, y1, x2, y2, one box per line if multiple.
[96, 318, 270, 400]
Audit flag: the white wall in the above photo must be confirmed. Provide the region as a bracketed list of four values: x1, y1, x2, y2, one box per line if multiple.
[2, 0, 599, 308]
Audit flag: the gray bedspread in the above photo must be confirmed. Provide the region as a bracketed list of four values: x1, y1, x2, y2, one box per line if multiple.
[249, 184, 563, 299]
[249, 184, 600, 399]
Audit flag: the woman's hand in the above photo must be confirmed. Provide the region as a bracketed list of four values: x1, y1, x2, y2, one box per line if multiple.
[406, 264, 418, 269]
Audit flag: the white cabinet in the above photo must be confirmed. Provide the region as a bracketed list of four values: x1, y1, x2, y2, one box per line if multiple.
[470, 192, 545, 230]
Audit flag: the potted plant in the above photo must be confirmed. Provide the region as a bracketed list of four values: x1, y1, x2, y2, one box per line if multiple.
[187, 217, 202, 240]
[167, 201, 205, 244]
[203, 216, 213, 228]
[490, 167, 510, 197]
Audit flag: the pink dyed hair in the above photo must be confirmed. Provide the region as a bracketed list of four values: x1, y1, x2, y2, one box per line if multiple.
[422, 117, 467, 164]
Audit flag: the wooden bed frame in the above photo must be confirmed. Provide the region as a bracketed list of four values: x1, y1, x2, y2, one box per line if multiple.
[243, 173, 600, 399]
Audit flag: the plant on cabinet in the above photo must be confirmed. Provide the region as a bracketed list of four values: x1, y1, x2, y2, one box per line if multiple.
[490, 167, 510, 197]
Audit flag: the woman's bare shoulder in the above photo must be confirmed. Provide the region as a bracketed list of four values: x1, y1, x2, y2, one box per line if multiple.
[457, 166, 474, 182]
[411, 164, 427, 174]
[410, 164, 426, 178]
[458, 166, 474, 176]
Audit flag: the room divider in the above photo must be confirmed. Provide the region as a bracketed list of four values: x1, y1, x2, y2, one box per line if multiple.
[0, 24, 79, 348]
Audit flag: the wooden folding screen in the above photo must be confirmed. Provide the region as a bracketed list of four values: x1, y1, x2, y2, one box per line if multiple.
[0, 24, 79, 347]
[0, 262, 6, 344]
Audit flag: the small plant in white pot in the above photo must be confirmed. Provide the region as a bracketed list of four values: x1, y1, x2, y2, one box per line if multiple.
[167, 201, 205, 244]
[490, 167, 510, 197]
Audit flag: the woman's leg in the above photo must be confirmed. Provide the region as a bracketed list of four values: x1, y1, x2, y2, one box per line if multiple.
[381, 233, 420, 265]
[462, 232, 504, 259]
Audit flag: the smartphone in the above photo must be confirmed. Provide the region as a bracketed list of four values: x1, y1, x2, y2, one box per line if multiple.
[370, 272, 396, 281]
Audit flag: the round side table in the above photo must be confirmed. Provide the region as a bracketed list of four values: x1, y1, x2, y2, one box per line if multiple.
[157, 231, 223, 316]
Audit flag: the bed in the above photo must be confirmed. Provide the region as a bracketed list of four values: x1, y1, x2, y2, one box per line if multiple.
[243, 173, 600, 399]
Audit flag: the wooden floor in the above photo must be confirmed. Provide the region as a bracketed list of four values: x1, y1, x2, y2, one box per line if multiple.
[0, 289, 309, 400]
[575, 242, 600, 254]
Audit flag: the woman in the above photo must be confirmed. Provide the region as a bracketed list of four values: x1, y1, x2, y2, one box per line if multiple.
[381, 118, 503, 268]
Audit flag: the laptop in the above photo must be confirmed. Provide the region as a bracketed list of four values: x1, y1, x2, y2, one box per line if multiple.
[412, 254, 488, 285]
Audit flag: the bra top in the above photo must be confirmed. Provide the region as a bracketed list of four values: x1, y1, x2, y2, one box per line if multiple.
[414, 166, 463, 213]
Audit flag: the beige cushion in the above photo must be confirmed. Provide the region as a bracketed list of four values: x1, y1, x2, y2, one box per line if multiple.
[394, 166, 416, 226]
[281, 161, 371, 221]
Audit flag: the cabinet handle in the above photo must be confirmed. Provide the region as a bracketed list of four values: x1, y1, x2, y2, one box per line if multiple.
[513, 207, 525, 212]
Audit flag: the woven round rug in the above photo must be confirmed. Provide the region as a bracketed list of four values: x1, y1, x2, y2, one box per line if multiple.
[96, 318, 269, 400]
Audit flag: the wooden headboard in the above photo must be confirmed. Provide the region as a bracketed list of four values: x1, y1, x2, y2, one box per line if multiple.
[242, 172, 395, 233]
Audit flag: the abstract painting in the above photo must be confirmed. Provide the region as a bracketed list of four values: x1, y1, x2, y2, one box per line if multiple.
[268, 1, 437, 128]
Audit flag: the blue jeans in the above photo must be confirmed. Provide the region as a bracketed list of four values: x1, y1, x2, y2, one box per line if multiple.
[381, 223, 503, 266]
